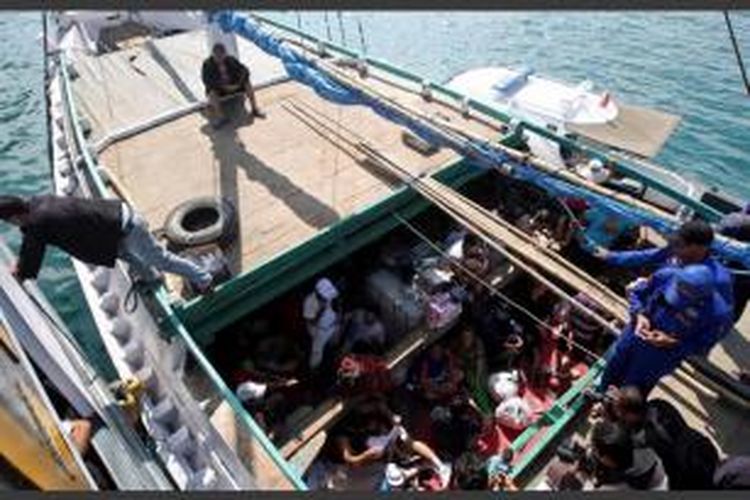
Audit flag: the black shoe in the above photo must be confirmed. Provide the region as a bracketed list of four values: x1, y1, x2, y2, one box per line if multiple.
[252, 109, 266, 119]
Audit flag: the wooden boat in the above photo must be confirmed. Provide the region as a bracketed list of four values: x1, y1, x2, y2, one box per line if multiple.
[37, 9, 750, 490]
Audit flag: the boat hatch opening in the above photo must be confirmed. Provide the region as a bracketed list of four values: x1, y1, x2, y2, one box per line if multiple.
[193, 174, 639, 487]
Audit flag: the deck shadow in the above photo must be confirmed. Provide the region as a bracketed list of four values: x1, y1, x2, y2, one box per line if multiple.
[201, 113, 341, 235]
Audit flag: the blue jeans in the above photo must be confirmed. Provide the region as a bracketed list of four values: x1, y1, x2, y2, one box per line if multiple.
[597, 327, 662, 398]
[118, 213, 212, 288]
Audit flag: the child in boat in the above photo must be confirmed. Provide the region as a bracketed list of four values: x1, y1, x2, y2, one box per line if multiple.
[341, 309, 387, 355]
[451, 329, 489, 407]
[467, 289, 525, 374]
[543, 291, 612, 389]
[303, 277, 343, 372]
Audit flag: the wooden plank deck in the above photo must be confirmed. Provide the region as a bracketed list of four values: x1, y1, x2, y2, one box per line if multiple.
[99, 76, 501, 285]
[72, 29, 287, 141]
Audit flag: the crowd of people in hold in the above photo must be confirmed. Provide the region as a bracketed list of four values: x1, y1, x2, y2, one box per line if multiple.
[189, 179, 750, 491]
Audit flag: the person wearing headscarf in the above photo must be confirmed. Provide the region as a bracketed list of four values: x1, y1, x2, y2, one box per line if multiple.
[303, 277, 342, 370]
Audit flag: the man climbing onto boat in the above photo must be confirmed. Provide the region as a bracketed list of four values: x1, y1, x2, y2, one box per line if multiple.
[202, 42, 264, 128]
[0, 195, 213, 293]
[598, 263, 733, 397]
[594, 220, 734, 314]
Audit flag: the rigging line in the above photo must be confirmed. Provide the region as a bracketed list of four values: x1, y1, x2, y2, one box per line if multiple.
[288, 96, 624, 307]
[724, 11, 750, 95]
[295, 12, 306, 57]
[336, 11, 347, 48]
[334, 103, 343, 212]
[281, 101, 362, 160]
[287, 98, 623, 334]
[323, 11, 333, 42]
[357, 19, 368, 58]
[392, 212, 607, 364]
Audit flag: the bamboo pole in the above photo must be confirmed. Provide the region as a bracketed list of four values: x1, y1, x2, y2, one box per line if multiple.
[313, 56, 680, 225]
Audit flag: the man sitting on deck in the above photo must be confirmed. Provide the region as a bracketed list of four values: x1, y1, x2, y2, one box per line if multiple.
[0, 195, 213, 293]
[201, 42, 264, 128]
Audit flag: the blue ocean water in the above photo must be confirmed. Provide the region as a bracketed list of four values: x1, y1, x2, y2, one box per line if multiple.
[0, 11, 748, 362]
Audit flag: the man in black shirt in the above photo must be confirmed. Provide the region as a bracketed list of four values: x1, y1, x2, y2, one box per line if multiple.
[201, 42, 264, 127]
[0, 195, 212, 292]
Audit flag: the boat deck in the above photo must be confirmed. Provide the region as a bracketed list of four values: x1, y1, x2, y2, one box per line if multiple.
[88, 43, 503, 285]
[71, 28, 288, 141]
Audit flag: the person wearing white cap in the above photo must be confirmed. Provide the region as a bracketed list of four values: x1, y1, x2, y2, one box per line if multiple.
[575, 158, 610, 185]
[303, 277, 342, 370]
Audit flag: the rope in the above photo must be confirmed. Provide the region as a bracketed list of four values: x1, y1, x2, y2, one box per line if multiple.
[323, 11, 333, 42]
[724, 11, 750, 95]
[336, 11, 347, 48]
[356, 19, 368, 57]
[295, 12, 307, 58]
[282, 97, 627, 333]
[392, 213, 606, 364]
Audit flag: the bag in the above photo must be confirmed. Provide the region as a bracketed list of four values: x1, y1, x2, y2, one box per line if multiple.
[426, 293, 462, 330]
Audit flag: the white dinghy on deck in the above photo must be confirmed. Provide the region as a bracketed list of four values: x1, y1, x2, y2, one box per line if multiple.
[447, 66, 681, 159]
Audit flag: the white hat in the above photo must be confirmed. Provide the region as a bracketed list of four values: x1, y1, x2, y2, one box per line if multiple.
[576, 159, 609, 185]
[385, 463, 406, 488]
[315, 278, 339, 301]
[488, 370, 520, 402]
[236, 380, 268, 402]
[588, 158, 604, 171]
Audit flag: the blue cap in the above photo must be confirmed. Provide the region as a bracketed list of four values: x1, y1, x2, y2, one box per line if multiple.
[663, 264, 715, 309]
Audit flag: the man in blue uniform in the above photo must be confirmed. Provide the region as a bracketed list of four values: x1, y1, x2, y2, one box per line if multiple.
[595, 220, 734, 317]
[599, 264, 733, 396]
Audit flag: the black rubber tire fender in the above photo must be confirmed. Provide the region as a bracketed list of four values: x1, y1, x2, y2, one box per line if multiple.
[164, 196, 236, 248]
